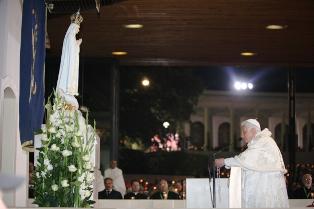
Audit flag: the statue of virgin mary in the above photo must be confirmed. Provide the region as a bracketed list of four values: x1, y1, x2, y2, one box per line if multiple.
[56, 11, 83, 109]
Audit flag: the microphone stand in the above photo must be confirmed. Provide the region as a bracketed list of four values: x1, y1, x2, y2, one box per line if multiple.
[209, 150, 222, 208]
[212, 152, 219, 208]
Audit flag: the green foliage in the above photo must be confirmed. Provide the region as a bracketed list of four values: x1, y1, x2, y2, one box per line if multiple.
[33, 91, 96, 207]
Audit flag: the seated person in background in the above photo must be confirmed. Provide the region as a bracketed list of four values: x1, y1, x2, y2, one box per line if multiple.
[172, 181, 183, 199]
[150, 179, 180, 199]
[182, 179, 186, 199]
[124, 180, 148, 199]
[28, 162, 35, 198]
[293, 173, 313, 199]
[98, 177, 123, 199]
[104, 160, 126, 196]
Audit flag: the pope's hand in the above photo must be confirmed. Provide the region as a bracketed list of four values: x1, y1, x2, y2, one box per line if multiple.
[77, 38, 82, 45]
[215, 158, 225, 168]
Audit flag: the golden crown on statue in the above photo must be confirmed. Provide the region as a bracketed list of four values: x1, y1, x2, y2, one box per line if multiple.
[70, 10, 83, 25]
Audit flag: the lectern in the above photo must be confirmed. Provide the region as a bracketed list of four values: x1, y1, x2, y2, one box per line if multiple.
[186, 167, 242, 208]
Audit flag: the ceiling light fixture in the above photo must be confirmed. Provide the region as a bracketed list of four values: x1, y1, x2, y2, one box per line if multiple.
[112, 51, 127, 56]
[241, 52, 256, 56]
[266, 25, 287, 30]
[124, 24, 143, 29]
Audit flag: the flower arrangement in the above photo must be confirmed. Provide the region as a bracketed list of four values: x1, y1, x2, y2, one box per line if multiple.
[33, 91, 96, 207]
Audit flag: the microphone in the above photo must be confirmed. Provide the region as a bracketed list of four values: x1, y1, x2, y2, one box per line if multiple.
[208, 146, 229, 171]
[209, 146, 229, 208]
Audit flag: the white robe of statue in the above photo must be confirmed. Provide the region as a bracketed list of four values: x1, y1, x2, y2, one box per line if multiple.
[224, 128, 289, 208]
[56, 23, 82, 109]
[93, 168, 105, 199]
[104, 167, 126, 196]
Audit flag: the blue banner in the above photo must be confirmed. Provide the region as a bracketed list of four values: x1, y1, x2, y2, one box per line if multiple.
[19, 0, 46, 146]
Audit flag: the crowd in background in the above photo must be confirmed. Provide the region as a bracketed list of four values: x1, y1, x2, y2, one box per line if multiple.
[28, 159, 313, 200]
[97, 160, 313, 200]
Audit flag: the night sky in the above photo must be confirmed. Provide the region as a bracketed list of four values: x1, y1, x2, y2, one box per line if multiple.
[193, 66, 314, 93]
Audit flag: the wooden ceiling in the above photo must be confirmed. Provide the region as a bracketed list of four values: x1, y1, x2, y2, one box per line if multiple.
[47, 0, 314, 66]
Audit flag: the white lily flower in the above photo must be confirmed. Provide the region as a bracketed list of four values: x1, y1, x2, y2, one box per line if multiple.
[82, 155, 89, 162]
[60, 129, 66, 136]
[44, 158, 50, 166]
[41, 126, 47, 133]
[47, 164, 53, 171]
[51, 184, 58, 191]
[48, 127, 56, 133]
[61, 179, 69, 187]
[86, 172, 94, 183]
[85, 190, 91, 198]
[51, 144, 60, 151]
[41, 134, 49, 141]
[84, 162, 92, 170]
[79, 187, 90, 199]
[80, 182, 87, 190]
[62, 150, 72, 157]
[68, 165, 77, 172]
[49, 112, 59, 123]
[71, 140, 80, 148]
[56, 132, 61, 138]
[78, 173, 85, 182]
[75, 131, 82, 137]
[41, 171, 46, 177]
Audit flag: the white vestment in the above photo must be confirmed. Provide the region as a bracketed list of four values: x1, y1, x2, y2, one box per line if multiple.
[57, 23, 80, 96]
[104, 167, 126, 195]
[225, 128, 289, 208]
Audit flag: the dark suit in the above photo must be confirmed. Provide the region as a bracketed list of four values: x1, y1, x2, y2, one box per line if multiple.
[98, 189, 123, 199]
[124, 192, 148, 199]
[293, 187, 313, 199]
[150, 191, 180, 199]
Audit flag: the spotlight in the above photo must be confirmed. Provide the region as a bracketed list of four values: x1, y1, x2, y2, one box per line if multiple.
[240, 82, 247, 90]
[234, 81, 254, 91]
[234, 82, 241, 90]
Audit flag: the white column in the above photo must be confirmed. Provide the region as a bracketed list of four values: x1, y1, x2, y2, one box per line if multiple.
[183, 121, 190, 137]
[296, 117, 306, 149]
[0, 0, 27, 207]
[306, 111, 312, 152]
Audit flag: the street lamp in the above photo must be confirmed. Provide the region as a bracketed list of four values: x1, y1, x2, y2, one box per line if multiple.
[141, 78, 150, 87]
[163, 121, 170, 128]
